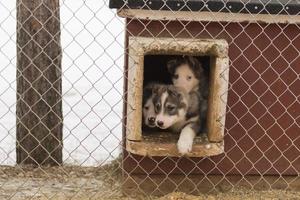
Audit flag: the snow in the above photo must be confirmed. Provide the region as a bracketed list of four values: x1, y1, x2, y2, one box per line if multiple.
[0, 0, 124, 166]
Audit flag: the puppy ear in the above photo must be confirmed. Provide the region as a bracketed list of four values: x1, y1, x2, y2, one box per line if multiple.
[151, 84, 159, 95]
[168, 86, 188, 109]
[143, 85, 153, 105]
[168, 85, 182, 100]
[167, 59, 177, 75]
[187, 56, 203, 79]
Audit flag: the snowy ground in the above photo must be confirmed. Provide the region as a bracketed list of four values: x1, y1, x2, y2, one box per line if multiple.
[0, 0, 124, 166]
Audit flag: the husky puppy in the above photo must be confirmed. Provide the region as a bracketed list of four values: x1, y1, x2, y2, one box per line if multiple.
[152, 84, 201, 154]
[167, 56, 203, 93]
[142, 83, 157, 128]
[167, 56, 209, 133]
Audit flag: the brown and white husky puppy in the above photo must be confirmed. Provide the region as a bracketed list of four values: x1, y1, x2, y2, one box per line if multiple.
[152, 84, 201, 154]
[167, 56, 209, 133]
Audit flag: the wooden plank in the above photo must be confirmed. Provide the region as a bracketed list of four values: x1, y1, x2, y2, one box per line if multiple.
[207, 57, 229, 142]
[126, 132, 224, 157]
[118, 9, 300, 24]
[126, 39, 144, 141]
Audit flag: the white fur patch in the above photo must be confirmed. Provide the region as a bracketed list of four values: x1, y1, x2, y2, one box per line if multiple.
[156, 114, 178, 129]
[155, 92, 178, 129]
[177, 124, 196, 154]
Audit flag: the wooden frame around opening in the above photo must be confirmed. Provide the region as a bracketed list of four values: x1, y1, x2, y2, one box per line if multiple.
[126, 36, 229, 157]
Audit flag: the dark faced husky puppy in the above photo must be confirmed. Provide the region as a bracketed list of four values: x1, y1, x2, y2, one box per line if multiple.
[167, 56, 209, 133]
[152, 84, 202, 154]
[142, 83, 157, 128]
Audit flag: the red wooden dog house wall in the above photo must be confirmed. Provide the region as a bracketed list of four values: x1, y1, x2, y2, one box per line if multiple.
[110, 0, 300, 195]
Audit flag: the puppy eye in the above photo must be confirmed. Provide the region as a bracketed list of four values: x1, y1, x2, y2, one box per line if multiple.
[187, 76, 192, 80]
[144, 106, 149, 110]
[167, 105, 176, 111]
[174, 74, 179, 79]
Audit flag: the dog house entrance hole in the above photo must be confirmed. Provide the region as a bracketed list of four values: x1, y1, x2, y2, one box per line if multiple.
[126, 37, 229, 157]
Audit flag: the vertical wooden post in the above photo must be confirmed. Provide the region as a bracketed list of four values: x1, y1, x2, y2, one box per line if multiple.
[16, 0, 63, 166]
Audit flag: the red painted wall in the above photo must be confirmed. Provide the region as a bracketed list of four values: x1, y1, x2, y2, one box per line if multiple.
[123, 19, 300, 175]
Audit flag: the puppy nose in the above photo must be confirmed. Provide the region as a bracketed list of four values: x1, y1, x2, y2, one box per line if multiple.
[148, 117, 155, 123]
[157, 120, 164, 127]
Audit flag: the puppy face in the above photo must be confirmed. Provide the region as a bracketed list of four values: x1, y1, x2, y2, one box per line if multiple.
[142, 84, 158, 128]
[172, 64, 200, 93]
[167, 56, 203, 93]
[143, 97, 156, 127]
[152, 85, 187, 129]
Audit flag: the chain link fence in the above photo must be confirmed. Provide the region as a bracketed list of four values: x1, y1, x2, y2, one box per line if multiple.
[0, 0, 300, 199]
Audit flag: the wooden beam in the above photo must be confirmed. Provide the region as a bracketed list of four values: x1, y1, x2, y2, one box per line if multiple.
[16, 0, 63, 166]
[118, 9, 300, 24]
[127, 132, 224, 157]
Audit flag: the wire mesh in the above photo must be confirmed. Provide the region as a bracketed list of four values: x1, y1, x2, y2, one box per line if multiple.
[0, 0, 300, 199]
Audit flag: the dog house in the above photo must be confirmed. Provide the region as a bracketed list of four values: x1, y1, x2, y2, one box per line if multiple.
[110, 0, 300, 195]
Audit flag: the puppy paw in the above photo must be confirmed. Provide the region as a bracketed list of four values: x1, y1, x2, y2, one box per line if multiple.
[177, 137, 193, 154]
[177, 125, 196, 154]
